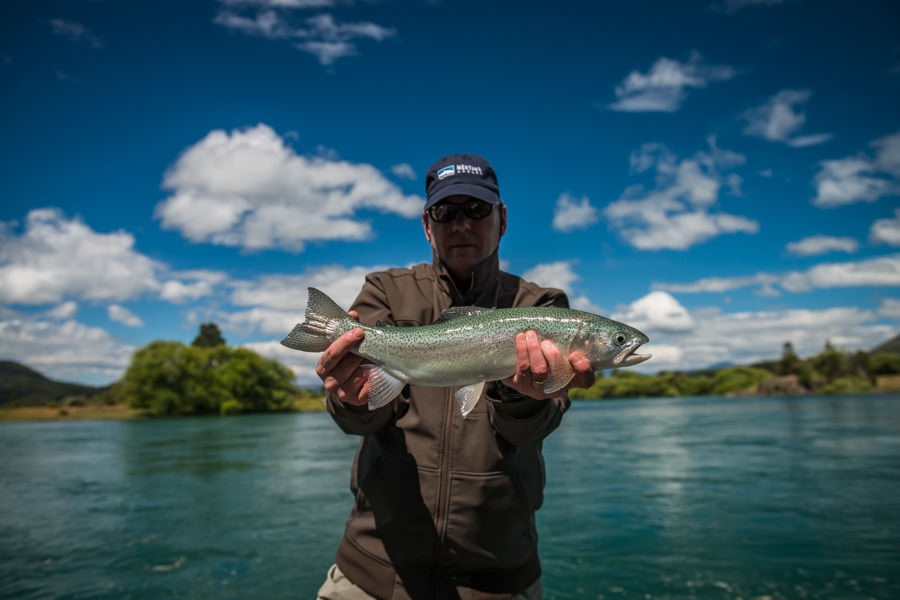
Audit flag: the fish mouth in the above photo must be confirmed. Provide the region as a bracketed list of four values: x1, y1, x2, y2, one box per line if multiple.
[615, 341, 652, 367]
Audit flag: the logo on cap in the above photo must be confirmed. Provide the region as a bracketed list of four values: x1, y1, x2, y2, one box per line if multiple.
[437, 165, 456, 180]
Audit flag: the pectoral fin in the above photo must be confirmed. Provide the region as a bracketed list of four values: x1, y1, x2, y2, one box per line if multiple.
[455, 381, 486, 419]
[544, 353, 576, 394]
[359, 364, 406, 411]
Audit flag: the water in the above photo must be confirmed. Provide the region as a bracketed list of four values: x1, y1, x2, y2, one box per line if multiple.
[1, 395, 898, 599]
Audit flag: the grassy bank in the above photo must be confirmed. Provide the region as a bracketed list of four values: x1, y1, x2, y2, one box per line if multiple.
[0, 396, 327, 423]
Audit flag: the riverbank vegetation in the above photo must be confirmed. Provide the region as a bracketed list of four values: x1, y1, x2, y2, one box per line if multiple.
[570, 340, 900, 399]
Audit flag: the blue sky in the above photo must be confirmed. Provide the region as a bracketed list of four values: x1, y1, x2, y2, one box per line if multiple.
[2, 0, 899, 387]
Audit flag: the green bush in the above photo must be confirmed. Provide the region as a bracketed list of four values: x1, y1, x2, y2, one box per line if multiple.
[821, 376, 872, 395]
[119, 341, 297, 417]
[713, 366, 775, 395]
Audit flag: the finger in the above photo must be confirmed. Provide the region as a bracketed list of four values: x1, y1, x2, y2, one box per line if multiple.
[348, 310, 359, 320]
[568, 351, 596, 389]
[526, 331, 547, 382]
[322, 354, 366, 393]
[514, 332, 530, 378]
[317, 328, 364, 379]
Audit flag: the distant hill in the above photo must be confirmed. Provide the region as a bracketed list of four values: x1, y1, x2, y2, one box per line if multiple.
[871, 334, 900, 355]
[0, 361, 107, 406]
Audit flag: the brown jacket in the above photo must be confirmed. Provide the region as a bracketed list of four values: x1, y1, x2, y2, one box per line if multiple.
[327, 252, 571, 599]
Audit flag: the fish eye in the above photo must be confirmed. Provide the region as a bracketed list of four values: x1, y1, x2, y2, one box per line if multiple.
[613, 332, 627, 346]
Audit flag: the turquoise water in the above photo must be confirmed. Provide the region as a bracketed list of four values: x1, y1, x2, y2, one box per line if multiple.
[1, 395, 898, 599]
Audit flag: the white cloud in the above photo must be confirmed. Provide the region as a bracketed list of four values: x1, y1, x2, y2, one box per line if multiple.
[710, 0, 785, 14]
[742, 89, 832, 147]
[391, 163, 416, 180]
[870, 209, 900, 247]
[612, 291, 695, 332]
[107, 304, 144, 328]
[812, 130, 900, 208]
[49, 19, 104, 49]
[213, 8, 395, 66]
[0, 209, 162, 305]
[655, 254, 900, 295]
[781, 254, 900, 292]
[156, 124, 423, 252]
[45, 301, 78, 320]
[609, 51, 736, 113]
[0, 317, 134, 381]
[785, 235, 859, 256]
[160, 270, 229, 303]
[243, 340, 324, 387]
[627, 303, 892, 373]
[878, 298, 900, 319]
[521, 261, 601, 313]
[604, 138, 757, 250]
[219, 0, 336, 8]
[225, 264, 386, 335]
[552, 193, 598, 232]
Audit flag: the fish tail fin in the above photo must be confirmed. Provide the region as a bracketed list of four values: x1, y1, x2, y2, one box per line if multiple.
[281, 287, 349, 352]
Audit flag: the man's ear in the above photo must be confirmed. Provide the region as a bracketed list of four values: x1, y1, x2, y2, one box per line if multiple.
[422, 212, 432, 243]
[499, 203, 507, 238]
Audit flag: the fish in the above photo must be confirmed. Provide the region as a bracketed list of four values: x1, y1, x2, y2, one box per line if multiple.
[281, 287, 651, 418]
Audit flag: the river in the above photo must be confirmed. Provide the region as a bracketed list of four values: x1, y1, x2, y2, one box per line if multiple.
[1, 394, 898, 599]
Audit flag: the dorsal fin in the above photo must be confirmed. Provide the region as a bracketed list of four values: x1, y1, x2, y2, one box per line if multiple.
[434, 306, 487, 323]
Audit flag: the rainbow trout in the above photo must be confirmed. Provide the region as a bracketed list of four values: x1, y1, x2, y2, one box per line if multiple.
[282, 287, 651, 417]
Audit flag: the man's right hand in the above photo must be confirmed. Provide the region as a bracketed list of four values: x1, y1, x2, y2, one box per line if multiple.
[316, 310, 370, 406]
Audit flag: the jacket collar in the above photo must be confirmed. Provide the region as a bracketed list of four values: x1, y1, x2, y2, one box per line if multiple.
[433, 247, 501, 307]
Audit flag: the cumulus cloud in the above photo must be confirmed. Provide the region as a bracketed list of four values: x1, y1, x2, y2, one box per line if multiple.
[107, 304, 144, 328]
[391, 163, 416, 180]
[160, 270, 229, 304]
[521, 261, 601, 313]
[46, 301, 78, 320]
[552, 193, 598, 233]
[0, 209, 162, 305]
[623, 302, 892, 373]
[225, 264, 386, 335]
[0, 317, 134, 380]
[879, 298, 900, 319]
[870, 209, 900, 247]
[604, 137, 758, 250]
[785, 235, 859, 256]
[655, 254, 900, 296]
[609, 51, 736, 113]
[612, 291, 695, 332]
[49, 19, 104, 49]
[213, 6, 395, 65]
[812, 130, 900, 208]
[156, 124, 423, 252]
[742, 89, 832, 147]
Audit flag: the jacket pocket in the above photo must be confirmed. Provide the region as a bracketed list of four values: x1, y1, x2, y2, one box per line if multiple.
[442, 471, 535, 571]
[348, 454, 441, 569]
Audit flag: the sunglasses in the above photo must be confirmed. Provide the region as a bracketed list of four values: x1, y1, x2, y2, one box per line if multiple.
[426, 200, 494, 223]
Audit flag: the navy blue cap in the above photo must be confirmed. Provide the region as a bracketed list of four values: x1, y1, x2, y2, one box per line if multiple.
[424, 153, 500, 210]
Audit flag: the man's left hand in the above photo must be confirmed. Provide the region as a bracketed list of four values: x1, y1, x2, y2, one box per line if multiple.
[501, 330, 596, 400]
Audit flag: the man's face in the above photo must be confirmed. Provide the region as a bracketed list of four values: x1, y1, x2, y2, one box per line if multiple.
[422, 195, 507, 282]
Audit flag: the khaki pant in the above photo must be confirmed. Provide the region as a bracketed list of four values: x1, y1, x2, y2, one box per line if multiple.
[316, 564, 542, 600]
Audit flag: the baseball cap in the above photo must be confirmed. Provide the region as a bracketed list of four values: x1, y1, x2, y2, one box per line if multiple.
[424, 153, 500, 210]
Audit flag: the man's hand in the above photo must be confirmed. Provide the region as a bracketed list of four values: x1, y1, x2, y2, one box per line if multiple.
[501, 330, 595, 400]
[316, 311, 370, 406]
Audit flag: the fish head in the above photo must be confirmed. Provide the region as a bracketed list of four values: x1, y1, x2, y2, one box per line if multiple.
[572, 317, 652, 371]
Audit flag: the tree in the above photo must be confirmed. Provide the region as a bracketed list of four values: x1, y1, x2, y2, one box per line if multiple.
[118, 340, 296, 416]
[776, 341, 802, 376]
[192, 323, 226, 348]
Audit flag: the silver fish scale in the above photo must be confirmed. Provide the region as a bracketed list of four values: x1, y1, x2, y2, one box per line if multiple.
[351, 308, 603, 387]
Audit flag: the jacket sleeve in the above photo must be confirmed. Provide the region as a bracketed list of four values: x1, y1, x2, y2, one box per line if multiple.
[487, 287, 573, 445]
[324, 274, 398, 436]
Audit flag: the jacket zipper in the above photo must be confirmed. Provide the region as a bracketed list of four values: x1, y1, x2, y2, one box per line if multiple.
[431, 384, 456, 592]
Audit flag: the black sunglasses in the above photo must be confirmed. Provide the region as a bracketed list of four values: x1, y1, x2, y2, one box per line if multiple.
[427, 200, 494, 223]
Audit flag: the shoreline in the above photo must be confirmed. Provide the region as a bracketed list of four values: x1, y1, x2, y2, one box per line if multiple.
[0, 397, 328, 423]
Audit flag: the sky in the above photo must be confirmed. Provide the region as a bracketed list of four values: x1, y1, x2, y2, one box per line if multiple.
[2, 0, 899, 388]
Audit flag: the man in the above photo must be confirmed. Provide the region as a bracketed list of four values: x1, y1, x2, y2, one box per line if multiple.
[316, 154, 595, 599]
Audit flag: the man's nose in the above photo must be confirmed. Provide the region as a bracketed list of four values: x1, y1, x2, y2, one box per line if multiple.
[450, 211, 473, 231]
